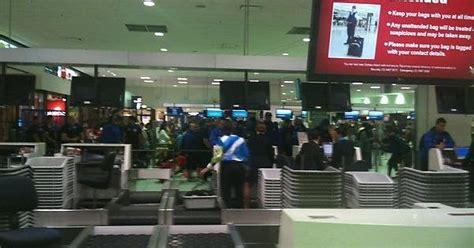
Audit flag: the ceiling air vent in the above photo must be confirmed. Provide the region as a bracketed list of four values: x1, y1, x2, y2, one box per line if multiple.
[287, 27, 311, 35]
[125, 24, 168, 33]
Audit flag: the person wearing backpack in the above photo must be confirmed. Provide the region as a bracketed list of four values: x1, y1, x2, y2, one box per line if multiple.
[420, 118, 455, 171]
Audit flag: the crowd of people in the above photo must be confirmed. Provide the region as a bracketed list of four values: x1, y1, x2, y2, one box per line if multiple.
[20, 111, 458, 208]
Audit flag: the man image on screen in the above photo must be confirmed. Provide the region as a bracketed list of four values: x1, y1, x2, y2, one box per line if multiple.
[344, 5, 357, 45]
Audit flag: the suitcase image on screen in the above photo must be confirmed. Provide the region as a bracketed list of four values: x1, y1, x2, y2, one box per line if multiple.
[347, 36, 364, 57]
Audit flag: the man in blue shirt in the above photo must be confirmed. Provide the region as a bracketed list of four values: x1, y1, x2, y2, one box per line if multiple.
[420, 118, 455, 170]
[100, 116, 123, 144]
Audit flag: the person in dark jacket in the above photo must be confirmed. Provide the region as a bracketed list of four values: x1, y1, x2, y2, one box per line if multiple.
[245, 121, 274, 208]
[345, 5, 358, 45]
[264, 112, 279, 145]
[383, 127, 411, 177]
[182, 122, 207, 179]
[332, 125, 355, 169]
[100, 116, 123, 144]
[420, 118, 455, 171]
[278, 119, 296, 157]
[295, 128, 326, 170]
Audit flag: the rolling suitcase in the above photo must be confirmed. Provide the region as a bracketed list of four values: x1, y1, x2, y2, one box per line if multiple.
[348, 36, 364, 57]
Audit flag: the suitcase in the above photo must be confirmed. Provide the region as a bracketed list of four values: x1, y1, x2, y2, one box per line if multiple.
[348, 36, 364, 57]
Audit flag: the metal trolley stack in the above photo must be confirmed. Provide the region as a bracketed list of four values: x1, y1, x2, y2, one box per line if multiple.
[282, 166, 342, 208]
[26, 157, 76, 209]
[0, 165, 36, 231]
[258, 169, 282, 209]
[399, 167, 470, 208]
[345, 172, 397, 208]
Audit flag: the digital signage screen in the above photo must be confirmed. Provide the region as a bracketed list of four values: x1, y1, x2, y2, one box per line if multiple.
[276, 109, 293, 119]
[206, 108, 224, 118]
[167, 107, 184, 116]
[368, 111, 384, 120]
[232, 110, 248, 119]
[344, 111, 360, 120]
[307, 0, 474, 84]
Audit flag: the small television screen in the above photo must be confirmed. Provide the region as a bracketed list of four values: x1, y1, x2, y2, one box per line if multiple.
[206, 108, 224, 118]
[2, 75, 36, 105]
[455, 147, 469, 159]
[167, 107, 184, 116]
[97, 77, 125, 108]
[276, 109, 293, 119]
[232, 110, 248, 119]
[436, 86, 466, 114]
[368, 111, 384, 121]
[301, 111, 308, 118]
[70, 77, 97, 106]
[344, 111, 360, 120]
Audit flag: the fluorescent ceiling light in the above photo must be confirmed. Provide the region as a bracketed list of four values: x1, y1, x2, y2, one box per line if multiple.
[282, 52, 289, 56]
[281, 85, 284, 87]
[401, 86, 411, 90]
[213, 79, 224, 82]
[253, 72, 259, 75]
[290, 91, 294, 93]
[284, 80, 294, 84]
[140, 76, 151, 80]
[211, 82, 220, 85]
[173, 85, 178, 87]
[144, 80, 155, 83]
[451, 108, 458, 112]
[392, 83, 397, 86]
[395, 94, 405, 105]
[168, 70, 174, 73]
[154, 32, 164, 37]
[380, 95, 389, 104]
[315, 106, 322, 109]
[83, 101, 91, 105]
[249, 80, 259, 82]
[143, 0, 155, 7]
[352, 82, 363, 85]
[177, 78, 188, 81]
[282, 92, 287, 95]
[178, 81, 188, 84]
[370, 86, 381, 89]
[356, 89, 361, 92]
[303, 37, 311, 42]
[160, 48, 168, 52]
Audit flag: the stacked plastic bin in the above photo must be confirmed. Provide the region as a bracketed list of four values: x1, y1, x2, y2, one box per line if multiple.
[26, 157, 76, 209]
[0, 165, 35, 230]
[345, 172, 397, 208]
[399, 167, 469, 208]
[258, 169, 282, 209]
[282, 166, 342, 208]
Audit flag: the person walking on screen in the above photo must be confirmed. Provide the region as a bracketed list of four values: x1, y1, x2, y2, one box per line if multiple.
[344, 5, 358, 45]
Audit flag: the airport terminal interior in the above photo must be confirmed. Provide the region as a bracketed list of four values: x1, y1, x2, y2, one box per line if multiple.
[0, 0, 473, 247]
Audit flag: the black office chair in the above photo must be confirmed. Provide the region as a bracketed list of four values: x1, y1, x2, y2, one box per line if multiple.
[78, 152, 116, 208]
[0, 176, 61, 248]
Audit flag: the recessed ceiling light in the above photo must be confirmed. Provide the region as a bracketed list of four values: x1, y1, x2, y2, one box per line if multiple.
[451, 108, 458, 112]
[356, 89, 361, 92]
[282, 93, 287, 95]
[282, 52, 289, 56]
[178, 81, 188, 84]
[392, 83, 397, 86]
[290, 91, 294, 93]
[281, 85, 284, 87]
[101, 74, 106, 77]
[253, 72, 259, 75]
[143, 0, 155, 7]
[213, 79, 224, 82]
[173, 85, 178, 87]
[177, 78, 188, 81]
[140, 76, 151, 80]
[211, 82, 220, 85]
[303, 38, 311, 42]
[284, 80, 294, 84]
[352, 82, 363, 85]
[401, 86, 411, 90]
[160, 48, 168, 52]
[315, 106, 322, 109]
[249, 80, 259, 82]
[144, 80, 155, 83]
[370, 86, 381, 89]
[168, 70, 174, 73]
[154, 32, 164, 37]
